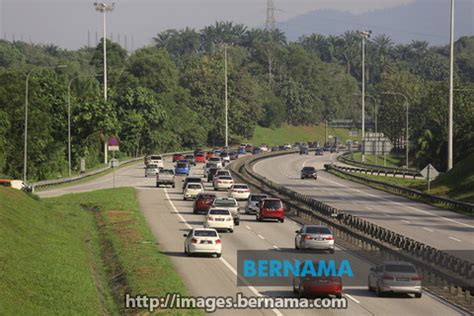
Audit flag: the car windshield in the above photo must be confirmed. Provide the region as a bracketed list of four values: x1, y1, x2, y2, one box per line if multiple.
[150, 156, 161, 160]
[303, 167, 316, 172]
[194, 230, 218, 237]
[385, 264, 417, 273]
[251, 195, 266, 201]
[305, 226, 331, 234]
[209, 209, 231, 215]
[215, 200, 237, 207]
[177, 163, 187, 168]
[263, 200, 282, 209]
[160, 169, 174, 175]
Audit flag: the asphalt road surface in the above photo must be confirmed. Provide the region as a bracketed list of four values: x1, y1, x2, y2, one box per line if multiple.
[38, 157, 470, 315]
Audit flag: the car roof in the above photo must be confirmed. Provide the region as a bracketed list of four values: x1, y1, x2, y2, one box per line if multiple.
[193, 228, 218, 232]
[215, 197, 237, 201]
[233, 183, 248, 186]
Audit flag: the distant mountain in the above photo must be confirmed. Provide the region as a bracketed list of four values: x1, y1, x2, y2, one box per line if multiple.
[278, 0, 474, 45]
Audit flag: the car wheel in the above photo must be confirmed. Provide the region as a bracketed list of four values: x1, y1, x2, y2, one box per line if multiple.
[280, 218, 285, 223]
[336, 293, 342, 299]
[298, 285, 305, 299]
[295, 240, 299, 250]
[156, 184, 159, 188]
[172, 184, 175, 188]
[235, 219, 240, 226]
[368, 278, 374, 292]
[415, 293, 422, 298]
[216, 253, 222, 258]
[229, 229, 234, 233]
[329, 248, 335, 254]
[183, 197, 186, 201]
[214, 188, 218, 191]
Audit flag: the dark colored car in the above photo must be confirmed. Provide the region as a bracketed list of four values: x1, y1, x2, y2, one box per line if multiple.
[271, 146, 279, 152]
[207, 167, 219, 182]
[195, 153, 206, 163]
[323, 146, 330, 152]
[252, 148, 262, 155]
[172, 153, 184, 162]
[293, 276, 343, 299]
[301, 166, 317, 179]
[193, 193, 217, 214]
[184, 154, 196, 166]
[229, 151, 239, 160]
[257, 198, 285, 223]
[279, 145, 287, 151]
[315, 148, 323, 156]
[330, 147, 339, 153]
[299, 146, 309, 155]
[245, 144, 253, 152]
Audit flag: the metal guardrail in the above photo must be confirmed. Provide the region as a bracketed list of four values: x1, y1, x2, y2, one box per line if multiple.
[326, 164, 474, 215]
[30, 150, 194, 191]
[338, 151, 421, 177]
[229, 151, 474, 301]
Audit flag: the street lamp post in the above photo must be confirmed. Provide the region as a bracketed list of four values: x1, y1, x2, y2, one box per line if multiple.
[383, 92, 409, 168]
[24, 65, 66, 182]
[448, 0, 455, 171]
[67, 74, 100, 177]
[224, 44, 228, 148]
[357, 30, 372, 162]
[353, 93, 378, 163]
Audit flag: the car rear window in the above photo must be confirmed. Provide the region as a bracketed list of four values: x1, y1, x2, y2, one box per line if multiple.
[303, 167, 316, 172]
[305, 226, 331, 234]
[187, 184, 202, 189]
[263, 200, 282, 209]
[385, 264, 417, 273]
[194, 230, 218, 237]
[147, 164, 158, 169]
[251, 195, 266, 201]
[209, 209, 231, 215]
[150, 156, 162, 160]
[233, 185, 248, 189]
[199, 194, 215, 200]
[160, 169, 174, 175]
[186, 177, 201, 183]
[177, 163, 187, 168]
[215, 200, 237, 207]
[210, 157, 220, 161]
[185, 155, 194, 159]
[217, 171, 230, 176]
[218, 176, 232, 180]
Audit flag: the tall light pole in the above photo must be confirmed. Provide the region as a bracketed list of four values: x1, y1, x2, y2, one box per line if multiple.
[353, 93, 378, 162]
[94, 2, 114, 164]
[67, 74, 99, 177]
[383, 92, 409, 168]
[448, 0, 455, 171]
[224, 44, 229, 148]
[24, 65, 66, 182]
[357, 30, 371, 162]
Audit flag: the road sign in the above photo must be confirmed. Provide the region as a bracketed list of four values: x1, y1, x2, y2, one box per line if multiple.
[420, 164, 439, 180]
[108, 136, 119, 151]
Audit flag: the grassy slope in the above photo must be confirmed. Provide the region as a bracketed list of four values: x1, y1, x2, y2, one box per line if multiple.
[247, 124, 360, 146]
[0, 188, 197, 315]
[351, 152, 404, 168]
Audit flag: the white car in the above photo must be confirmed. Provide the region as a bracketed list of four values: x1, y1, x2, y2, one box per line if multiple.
[183, 183, 204, 200]
[145, 164, 160, 177]
[208, 157, 223, 168]
[204, 208, 234, 232]
[283, 144, 292, 149]
[259, 145, 269, 152]
[229, 183, 251, 200]
[213, 175, 234, 191]
[148, 155, 164, 169]
[212, 197, 240, 225]
[183, 228, 222, 257]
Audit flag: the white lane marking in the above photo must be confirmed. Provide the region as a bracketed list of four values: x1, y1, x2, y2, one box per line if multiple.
[448, 237, 462, 242]
[402, 220, 411, 224]
[257, 234, 265, 240]
[272, 245, 280, 250]
[245, 225, 251, 230]
[366, 206, 374, 210]
[423, 228, 434, 232]
[344, 294, 360, 304]
[318, 175, 474, 229]
[164, 188, 282, 316]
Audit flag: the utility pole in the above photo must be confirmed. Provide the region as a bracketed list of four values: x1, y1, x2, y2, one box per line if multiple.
[94, 2, 115, 165]
[224, 45, 229, 148]
[448, 0, 455, 171]
[265, 0, 276, 30]
[357, 30, 371, 162]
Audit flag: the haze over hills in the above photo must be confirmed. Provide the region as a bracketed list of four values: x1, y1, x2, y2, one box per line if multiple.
[278, 0, 474, 45]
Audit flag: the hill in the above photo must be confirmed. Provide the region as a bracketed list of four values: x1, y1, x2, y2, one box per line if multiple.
[279, 0, 474, 45]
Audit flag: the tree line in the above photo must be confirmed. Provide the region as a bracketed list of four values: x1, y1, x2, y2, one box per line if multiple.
[0, 22, 472, 180]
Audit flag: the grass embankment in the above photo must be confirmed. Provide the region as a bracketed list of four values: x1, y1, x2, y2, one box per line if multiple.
[350, 152, 404, 168]
[0, 187, 197, 315]
[246, 124, 360, 146]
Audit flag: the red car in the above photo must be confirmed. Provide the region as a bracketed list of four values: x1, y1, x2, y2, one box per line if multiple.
[206, 151, 215, 160]
[193, 193, 217, 214]
[195, 154, 206, 163]
[172, 153, 184, 162]
[256, 198, 285, 223]
[293, 276, 343, 298]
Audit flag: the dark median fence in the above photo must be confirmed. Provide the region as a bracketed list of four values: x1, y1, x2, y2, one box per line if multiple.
[30, 150, 193, 191]
[229, 151, 474, 304]
[338, 151, 422, 178]
[326, 164, 474, 215]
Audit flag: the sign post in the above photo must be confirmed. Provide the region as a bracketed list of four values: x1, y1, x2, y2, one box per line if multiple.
[420, 163, 439, 193]
[108, 136, 120, 189]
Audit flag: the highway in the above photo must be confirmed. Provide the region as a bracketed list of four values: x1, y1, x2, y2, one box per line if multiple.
[38, 156, 469, 315]
[253, 152, 474, 256]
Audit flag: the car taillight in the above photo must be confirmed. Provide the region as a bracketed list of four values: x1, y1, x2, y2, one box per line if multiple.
[411, 276, 422, 281]
[208, 216, 214, 221]
[383, 275, 394, 280]
[226, 218, 232, 221]
[325, 236, 334, 240]
[304, 235, 313, 240]
[191, 238, 198, 244]
[215, 239, 221, 244]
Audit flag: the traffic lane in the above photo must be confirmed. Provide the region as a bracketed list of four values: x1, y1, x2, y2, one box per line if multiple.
[240, 214, 465, 316]
[166, 168, 372, 316]
[253, 154, 474, 252]
[37, 161, 145, 198]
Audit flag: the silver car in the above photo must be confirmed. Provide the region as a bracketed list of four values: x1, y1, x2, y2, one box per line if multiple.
[145, 164, 160, 177]
[368, 261, 422, 298]
[294, 225, 335, 253]
[245, 193, 267, 214]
